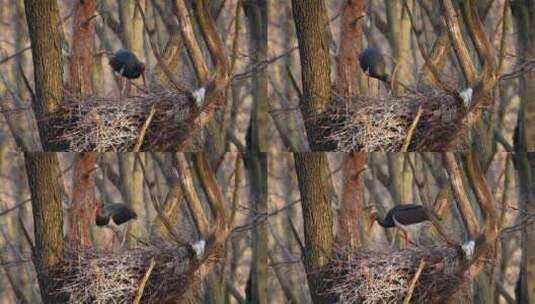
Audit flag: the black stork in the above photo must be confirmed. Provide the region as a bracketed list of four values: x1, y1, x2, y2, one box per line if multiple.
[359, 47, 391, 92]
[368, 204, 430, 246]
[94, 200, 137, 227]
[109, 49, 146, 96]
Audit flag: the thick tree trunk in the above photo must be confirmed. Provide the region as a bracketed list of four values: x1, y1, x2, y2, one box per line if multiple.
[24, 0, 65, 150]
[334, 0, 364, 97]
[67, 153, 96, 249]
[294, 153, 335, 303]
[69, 0, 95, 96]
[24, 153, 66, 303]
[336, 152, 366, 248]
[291, 0, 333, 150]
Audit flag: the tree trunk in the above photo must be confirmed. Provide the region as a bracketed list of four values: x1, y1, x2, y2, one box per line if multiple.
[294, 153, 335, 303]
[24, 153, 66, 303]
[244, 0, 269, 151]
[334, 0, 364, 97]
[67, 153, 96, 250]
[385, 0, 412, 94]
[118, 0, 145, 95]
[336, 152, 366, 248]
[291, 0, 333, 150]
[24, 0, 65, 150]
[514, 152, 535, 303]
[388, 154, 413, 204]
[118, 154, 144, 246]
[242, 1, 269, 301]
[512, 1, 535, 149]
[512, 1, 535, 301]
[69, 0, 96, 96]
[244, 152, 269, 304]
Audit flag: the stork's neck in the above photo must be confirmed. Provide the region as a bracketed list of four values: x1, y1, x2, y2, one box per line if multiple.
[372, 212, 388, 227]
[376, 215, 388, 227]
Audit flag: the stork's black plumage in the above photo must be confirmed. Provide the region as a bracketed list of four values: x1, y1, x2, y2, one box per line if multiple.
[95, 202, 137, 226]
[109, 49, 145, 79]
[358, 47, 390, 83]
[373, 204, 430, 228]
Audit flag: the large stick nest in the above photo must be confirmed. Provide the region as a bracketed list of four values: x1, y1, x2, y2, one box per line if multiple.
[53, 245, 201, 303]
[320, 89, 473, 151]
[52, 89, 198, 151]
[323, 246, 469, 304]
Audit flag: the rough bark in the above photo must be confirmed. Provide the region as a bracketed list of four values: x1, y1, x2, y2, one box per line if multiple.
[336, 152, 366, 248]
[334, 0, 364, 97]
[294, 153, 335, 303]
[24, 153, 66, 303]
[67, 153, 96, 250]
[291, 0, 333, 150]
[69, 0, 96, 96]
[24, 0, 65, 150]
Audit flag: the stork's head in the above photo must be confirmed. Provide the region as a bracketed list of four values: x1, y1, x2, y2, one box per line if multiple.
[93, 199, 104, 215]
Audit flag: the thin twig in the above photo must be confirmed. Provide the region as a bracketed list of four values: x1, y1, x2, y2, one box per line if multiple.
[134, 105, 156, 151]
[288, 217, 305, 256]
[0, 46, 31, 66]
[133, 257, 156, 304]
[135, 0, 190, 93]
[18, 216, 34, 253]
[402, 105, 423, 151]
[403, 259, 426, 304]
[135, 154, 188, 246]
[0, 199, 31, 217]
[286, 64, 302, 100]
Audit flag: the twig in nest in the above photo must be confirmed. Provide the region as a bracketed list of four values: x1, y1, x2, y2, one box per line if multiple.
[133, 257, 156, 304]
[402, 105, 423, 151]
[134, 105, 156, 151]
[403, 258, 426, 304]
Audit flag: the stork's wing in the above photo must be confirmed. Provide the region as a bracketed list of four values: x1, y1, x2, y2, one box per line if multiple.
[111, 205, 137, 225]
[393, 205, 429, 225]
